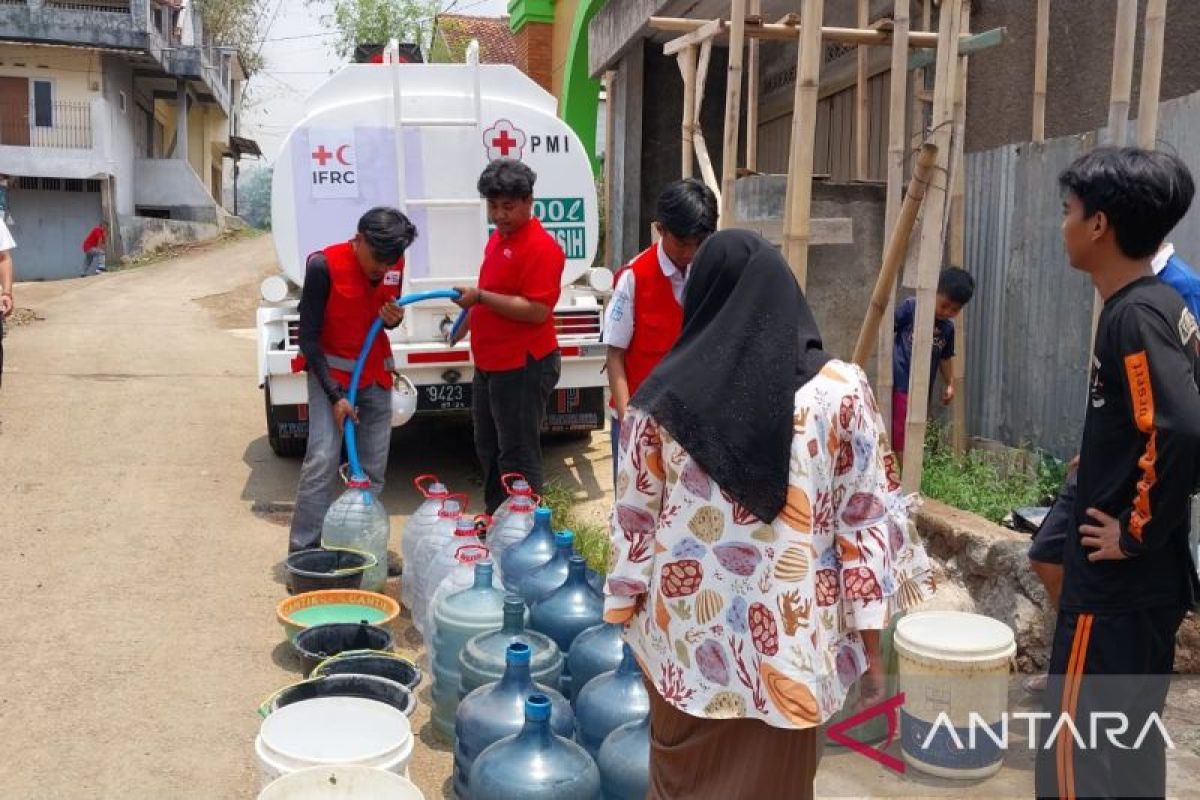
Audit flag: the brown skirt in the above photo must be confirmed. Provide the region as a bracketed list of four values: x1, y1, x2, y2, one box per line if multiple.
[645, 677, 819, 800]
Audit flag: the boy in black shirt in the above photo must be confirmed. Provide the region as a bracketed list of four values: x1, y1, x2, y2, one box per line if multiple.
[1035, 148, 1200, 799]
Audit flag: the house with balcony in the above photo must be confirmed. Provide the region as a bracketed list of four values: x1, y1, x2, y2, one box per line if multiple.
[0, 0, 252, 280]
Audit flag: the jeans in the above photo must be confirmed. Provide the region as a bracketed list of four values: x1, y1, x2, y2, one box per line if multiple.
[82, 249, 105, 276]
[288, 372, 393, 552]
[473, 351, 561, 514]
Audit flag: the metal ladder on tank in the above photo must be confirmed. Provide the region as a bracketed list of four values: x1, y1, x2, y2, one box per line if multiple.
[384, 38, 489, 291]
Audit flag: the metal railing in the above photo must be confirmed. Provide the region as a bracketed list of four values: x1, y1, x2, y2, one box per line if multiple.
[0, 101, 93, 149]
[45, 0, 130, 12]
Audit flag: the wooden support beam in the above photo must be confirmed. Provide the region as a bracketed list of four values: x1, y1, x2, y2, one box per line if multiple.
[878, 0, 911, 434]
[678, 48, 697, 179]
[780, 0, 824, 289]
[693, 40, 721, 202]
[652, 16, 959, 50]
[909, 0, 932, 169]
[746, 0, 761, 172]
[1032, 0, 1050, 143]
[949, 1, 971, 455]
[663, 17, 724, 57]
[855, 144, 938, 368]
[719, 0, 748, 228]
[1136, 0, 1167, 148]
[855, 0, 870, 181]
[902, 0, 963, 494]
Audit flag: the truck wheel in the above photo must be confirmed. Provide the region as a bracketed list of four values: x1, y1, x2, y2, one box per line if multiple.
[265, 385, 307, 458]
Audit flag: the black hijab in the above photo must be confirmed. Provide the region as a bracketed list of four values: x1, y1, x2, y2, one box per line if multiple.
[631, 229, 832, 523]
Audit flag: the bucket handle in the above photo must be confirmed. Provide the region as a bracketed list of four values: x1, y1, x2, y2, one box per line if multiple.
[308, 545, 378, 576]
[413, 474, 443, 498]
[500, 473, 528, 494]
[257, 676, 325, 719]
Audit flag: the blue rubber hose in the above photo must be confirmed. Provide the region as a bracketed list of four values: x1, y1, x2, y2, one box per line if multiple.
[344, 289, 464, 481]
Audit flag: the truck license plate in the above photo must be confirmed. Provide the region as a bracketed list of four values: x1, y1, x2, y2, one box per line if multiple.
[419, 383, 471, 411]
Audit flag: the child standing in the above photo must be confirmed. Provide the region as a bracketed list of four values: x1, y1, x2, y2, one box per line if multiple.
[891, 267, 975, 453]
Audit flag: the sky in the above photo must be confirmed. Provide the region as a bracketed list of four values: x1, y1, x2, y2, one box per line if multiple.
[242, 0, 511, 163]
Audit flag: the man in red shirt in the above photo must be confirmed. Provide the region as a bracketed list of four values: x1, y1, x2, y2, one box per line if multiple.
[603, 179, 717, 475]
[453, 159, 565, 513]
[81, 222, 106, 276]
[288, 207, 416, 553]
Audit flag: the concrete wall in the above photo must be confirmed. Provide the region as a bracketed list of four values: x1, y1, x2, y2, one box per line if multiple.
[119, 214, 220, 258]
[0, 43, 102, 103]
[100, 54, 136, 216]
[967, 0, 1200, 152]
[133, 157, 217, 223]
[735, 177, 886, 363]
[0, 1, 149, 52]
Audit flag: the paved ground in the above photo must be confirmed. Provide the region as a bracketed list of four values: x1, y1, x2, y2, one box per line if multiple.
[4, 233, 1199, 799]
[0, 233, 612, 798]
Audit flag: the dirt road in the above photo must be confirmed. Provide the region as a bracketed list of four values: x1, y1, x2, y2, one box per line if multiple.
[0, 233, 612, 798]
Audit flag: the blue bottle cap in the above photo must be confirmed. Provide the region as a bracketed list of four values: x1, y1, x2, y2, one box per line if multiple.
[507, 642, 532, 664]
[554, 530, 575, 546]
[525, 693, 552, 721]
[534, 507, 552, 522]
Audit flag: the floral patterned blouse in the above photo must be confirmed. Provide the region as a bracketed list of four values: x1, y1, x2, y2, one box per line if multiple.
[604, 360, 935, 728]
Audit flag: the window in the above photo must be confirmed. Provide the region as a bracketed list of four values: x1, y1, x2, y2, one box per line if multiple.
[32, 80, 52, 128]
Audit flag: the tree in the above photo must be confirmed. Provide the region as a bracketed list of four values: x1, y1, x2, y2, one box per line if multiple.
[196, 0, 269, 74]
[238, 165, 274, 230]
[315, 0, 444, 58]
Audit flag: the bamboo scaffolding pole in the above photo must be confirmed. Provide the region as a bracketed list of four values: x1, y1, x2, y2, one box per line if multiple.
[949, 2, 971, 455]
[855, 0, 870, 181]
[877, 0, 911, 434]
[854, 143, 938, 368]
[1032, 0, 1050, 143]
[603, 70, 616, 267]
[901, 0, 963, 494]
[1136, 0, 1167, 148]
[1106, 0, 1138, 147]
[1087, 0, 1139, 390]
[780, 0, 824, 288]
[678, 48, 697, 179]
[693, 40, 721, 201]
[746, 0, 761, 171]
[909, 0, 932, 157]
[653, 16, 964, 51]
[719, 0, 748, 228]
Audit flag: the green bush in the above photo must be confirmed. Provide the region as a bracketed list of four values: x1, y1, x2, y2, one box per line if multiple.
[920, 427, 1065, 524]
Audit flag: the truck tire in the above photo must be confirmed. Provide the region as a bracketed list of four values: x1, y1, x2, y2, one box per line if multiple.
[265, 384, 308, 458]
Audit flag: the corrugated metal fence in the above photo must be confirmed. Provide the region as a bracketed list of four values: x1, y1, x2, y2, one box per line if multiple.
[963, 90, 1200, 458]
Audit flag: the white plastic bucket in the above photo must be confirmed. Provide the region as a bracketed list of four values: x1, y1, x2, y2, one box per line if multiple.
[256, 697, 415, 789]
[258, 765, 424, 799]
[894, 610, 1015, 779]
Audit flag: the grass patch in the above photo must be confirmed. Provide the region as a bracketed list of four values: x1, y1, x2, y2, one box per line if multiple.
[541, 482, 610, 575]
[920, 426, 1066, 524]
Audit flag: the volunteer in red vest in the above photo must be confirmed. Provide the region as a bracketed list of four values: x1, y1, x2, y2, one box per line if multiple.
[452, 159, 566, 514]
[603, 179, 718, 474]
[288, 207, 417, 553]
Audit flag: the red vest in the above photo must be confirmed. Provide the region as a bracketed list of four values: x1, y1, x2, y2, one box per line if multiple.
[295, 241, 403, 391]
[621, 244, 684, 398]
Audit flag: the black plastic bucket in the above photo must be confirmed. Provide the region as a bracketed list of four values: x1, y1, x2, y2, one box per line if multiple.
[261, 673, 417, 718]
[292, 622, 394, 674]
[286, 548, 374, 593]
[311, 650, 423, 691]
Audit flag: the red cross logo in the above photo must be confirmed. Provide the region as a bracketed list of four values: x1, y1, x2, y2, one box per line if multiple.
[311, 145, 333, 166]
[492, 130, 518, 156]
[483, 120, 527, 161]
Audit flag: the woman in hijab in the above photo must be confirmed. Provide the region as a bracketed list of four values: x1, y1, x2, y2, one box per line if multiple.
[604, 230, 935, 799]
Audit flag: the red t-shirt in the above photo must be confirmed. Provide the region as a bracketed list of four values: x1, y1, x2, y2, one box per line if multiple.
[470, 217, 565, 372]
[82, 226, 105, 252]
